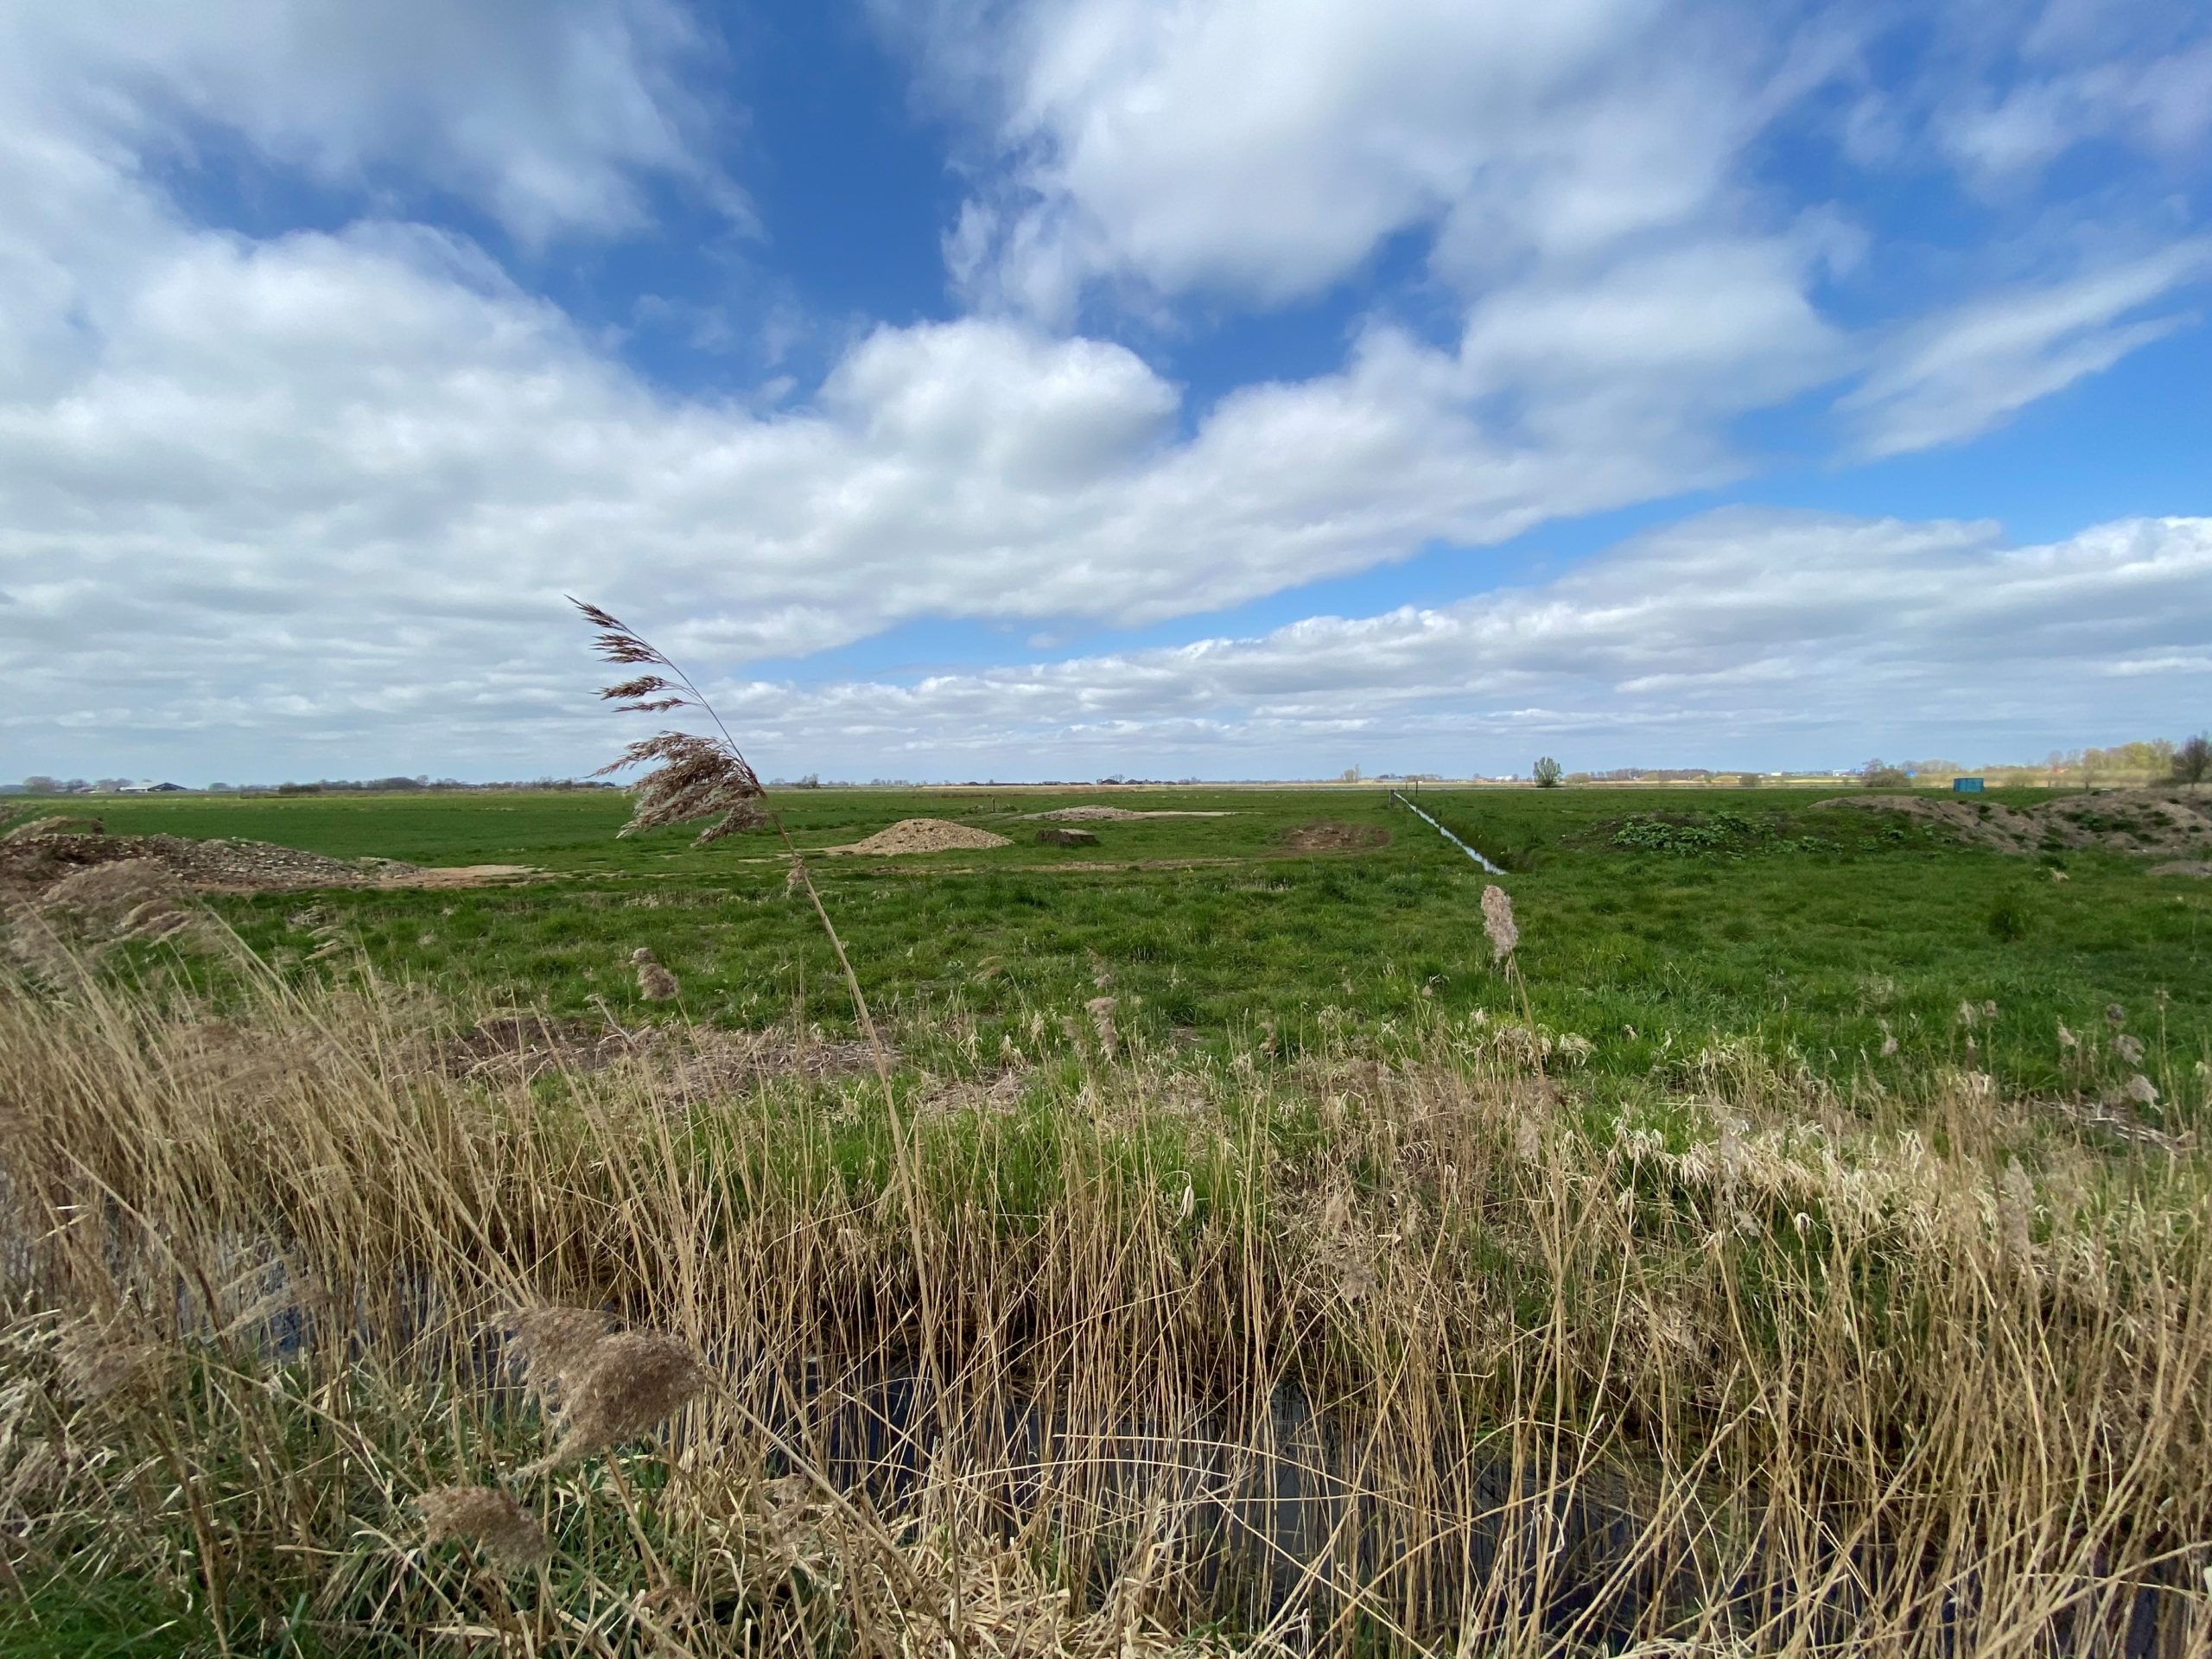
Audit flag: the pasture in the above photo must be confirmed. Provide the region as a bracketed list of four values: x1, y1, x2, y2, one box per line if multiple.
[86, 782, 2212, 1112]
[3, 782, 2209, 1656]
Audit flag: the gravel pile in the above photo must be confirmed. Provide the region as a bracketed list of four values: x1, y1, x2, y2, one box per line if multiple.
[1029, 806, 1232, 822]
[0, 831, 412, 897]
[829, 818, 1012, 855]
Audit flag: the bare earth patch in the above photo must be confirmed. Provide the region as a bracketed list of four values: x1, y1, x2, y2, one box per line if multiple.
[372, 862, 545, 889]
[1027, 805, 1234, 821]
[829, 818, 1012, 855]
[1822, 788, 2212, 858]
[1282, 821, 1392, 852]
[2151, 860, 2212, 878]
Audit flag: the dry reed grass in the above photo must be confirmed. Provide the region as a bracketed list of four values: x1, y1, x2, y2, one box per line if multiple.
[0, 950, 2208, 1654]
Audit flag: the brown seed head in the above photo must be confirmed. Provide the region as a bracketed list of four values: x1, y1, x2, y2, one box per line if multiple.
[1481, 884, 1518, 963]
[414, 1486, 551, 1572]
[54, 1316, 166, 1404]
[505, 1304, 618, 1402]
[531, 1331, 710, 1470]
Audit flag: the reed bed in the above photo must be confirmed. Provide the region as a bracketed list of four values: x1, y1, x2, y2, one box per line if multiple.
[0, 949, 2209, 1656]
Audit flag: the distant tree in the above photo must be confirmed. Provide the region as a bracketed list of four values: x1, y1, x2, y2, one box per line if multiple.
[1738, 772, 1764, 787]
[1858, 759, 1910, 789]
[2175, 734, 2211, 785]
[22, 775, 60, 793]
[1532, 756, 1564, 788]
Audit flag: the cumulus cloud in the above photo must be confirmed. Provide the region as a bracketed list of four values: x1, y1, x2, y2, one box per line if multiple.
[13, 503, 2206, 780]
[2, 0, 2206, 785]
[887, 0, 1796, 315]
[682, 510, 2212, 775]
[884, 0, 2206, 456]
[3, 0, 737, 245]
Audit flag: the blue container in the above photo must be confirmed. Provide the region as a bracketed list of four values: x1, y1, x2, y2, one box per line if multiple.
[1952, 776, 1985, 793]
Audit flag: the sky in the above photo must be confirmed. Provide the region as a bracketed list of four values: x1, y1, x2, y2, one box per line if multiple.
[2, 0, 2208, 785]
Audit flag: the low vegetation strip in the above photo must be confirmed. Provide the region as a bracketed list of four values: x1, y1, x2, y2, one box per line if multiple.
[1389, 789, 1503, 870]
[2, 960, 2207, 1654]
[1826, 785, 2212, 857]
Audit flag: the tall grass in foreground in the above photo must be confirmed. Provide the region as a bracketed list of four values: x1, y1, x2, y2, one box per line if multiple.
[2, 950, 2209, 1656]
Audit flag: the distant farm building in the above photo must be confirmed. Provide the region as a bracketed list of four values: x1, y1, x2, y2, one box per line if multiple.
[1951, 777, 1985, 793]
[118, 780, 188, 794]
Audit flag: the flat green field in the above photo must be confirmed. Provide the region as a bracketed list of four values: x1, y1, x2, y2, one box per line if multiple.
[54, 783, 2210, 1117]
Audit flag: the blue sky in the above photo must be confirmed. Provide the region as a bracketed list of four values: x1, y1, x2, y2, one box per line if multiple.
[2, 0, 2208, 784]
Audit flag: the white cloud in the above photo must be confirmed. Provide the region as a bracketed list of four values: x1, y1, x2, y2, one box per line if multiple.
[886, 0, 1797, 316]
[1842, 241, 2212, 455]
[0, 0, 2205, 785]
[1, 0, 736, 245]
[676, 510, 2212, 775]
[1934, 10, 2212, 190]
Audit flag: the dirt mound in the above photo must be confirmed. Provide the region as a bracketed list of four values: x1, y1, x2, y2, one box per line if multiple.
[1822, 789, 2212, 859]
[2151, 860, 2212, 878]
[1283, 822, 1391, 852]
[1034, 827, 1100, 846]
[1029, 805, 1233, 821]
[0, 830, 416, 899]
[3, 815, 103, 841]
[27, 858, 194, 938]
[830, 819, 1011, 855]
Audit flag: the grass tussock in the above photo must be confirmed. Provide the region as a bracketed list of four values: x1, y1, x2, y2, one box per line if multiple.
[0, 951, 2209, 1656]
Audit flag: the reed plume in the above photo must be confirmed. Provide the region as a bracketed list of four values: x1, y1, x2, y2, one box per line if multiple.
[414, 1487, 552, 1573]
[632, 946, 680, 1002]
[574, 601, 766, 846]
[1480, 884, 1517, 963]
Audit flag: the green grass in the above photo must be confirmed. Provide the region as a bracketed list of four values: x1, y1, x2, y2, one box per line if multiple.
[63, 785, 2212, 1119]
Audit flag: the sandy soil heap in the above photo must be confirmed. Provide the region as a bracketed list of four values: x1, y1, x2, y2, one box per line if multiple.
[1821, 788, 2212, 858]
[0, 824, 547, 901]
[830, 818, 1012, 855]
[1028, 806, 1233, 822]
[0, 831, 398, 898]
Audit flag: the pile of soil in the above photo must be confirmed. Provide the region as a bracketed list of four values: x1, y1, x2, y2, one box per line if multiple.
[829, 819, 1011, 855]
[1029, 806, 1232, 822]
[1282, 822, 1390, 852]
[0, 830, 397, 899]
[3, 815, 105, 840]
[1034, 827, 1100, 847]
[0, 830, 547, 902]
[1821, 788, 2212, 859]
[2151, 861, 2212, 878]
[22, 858, 194, 942]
